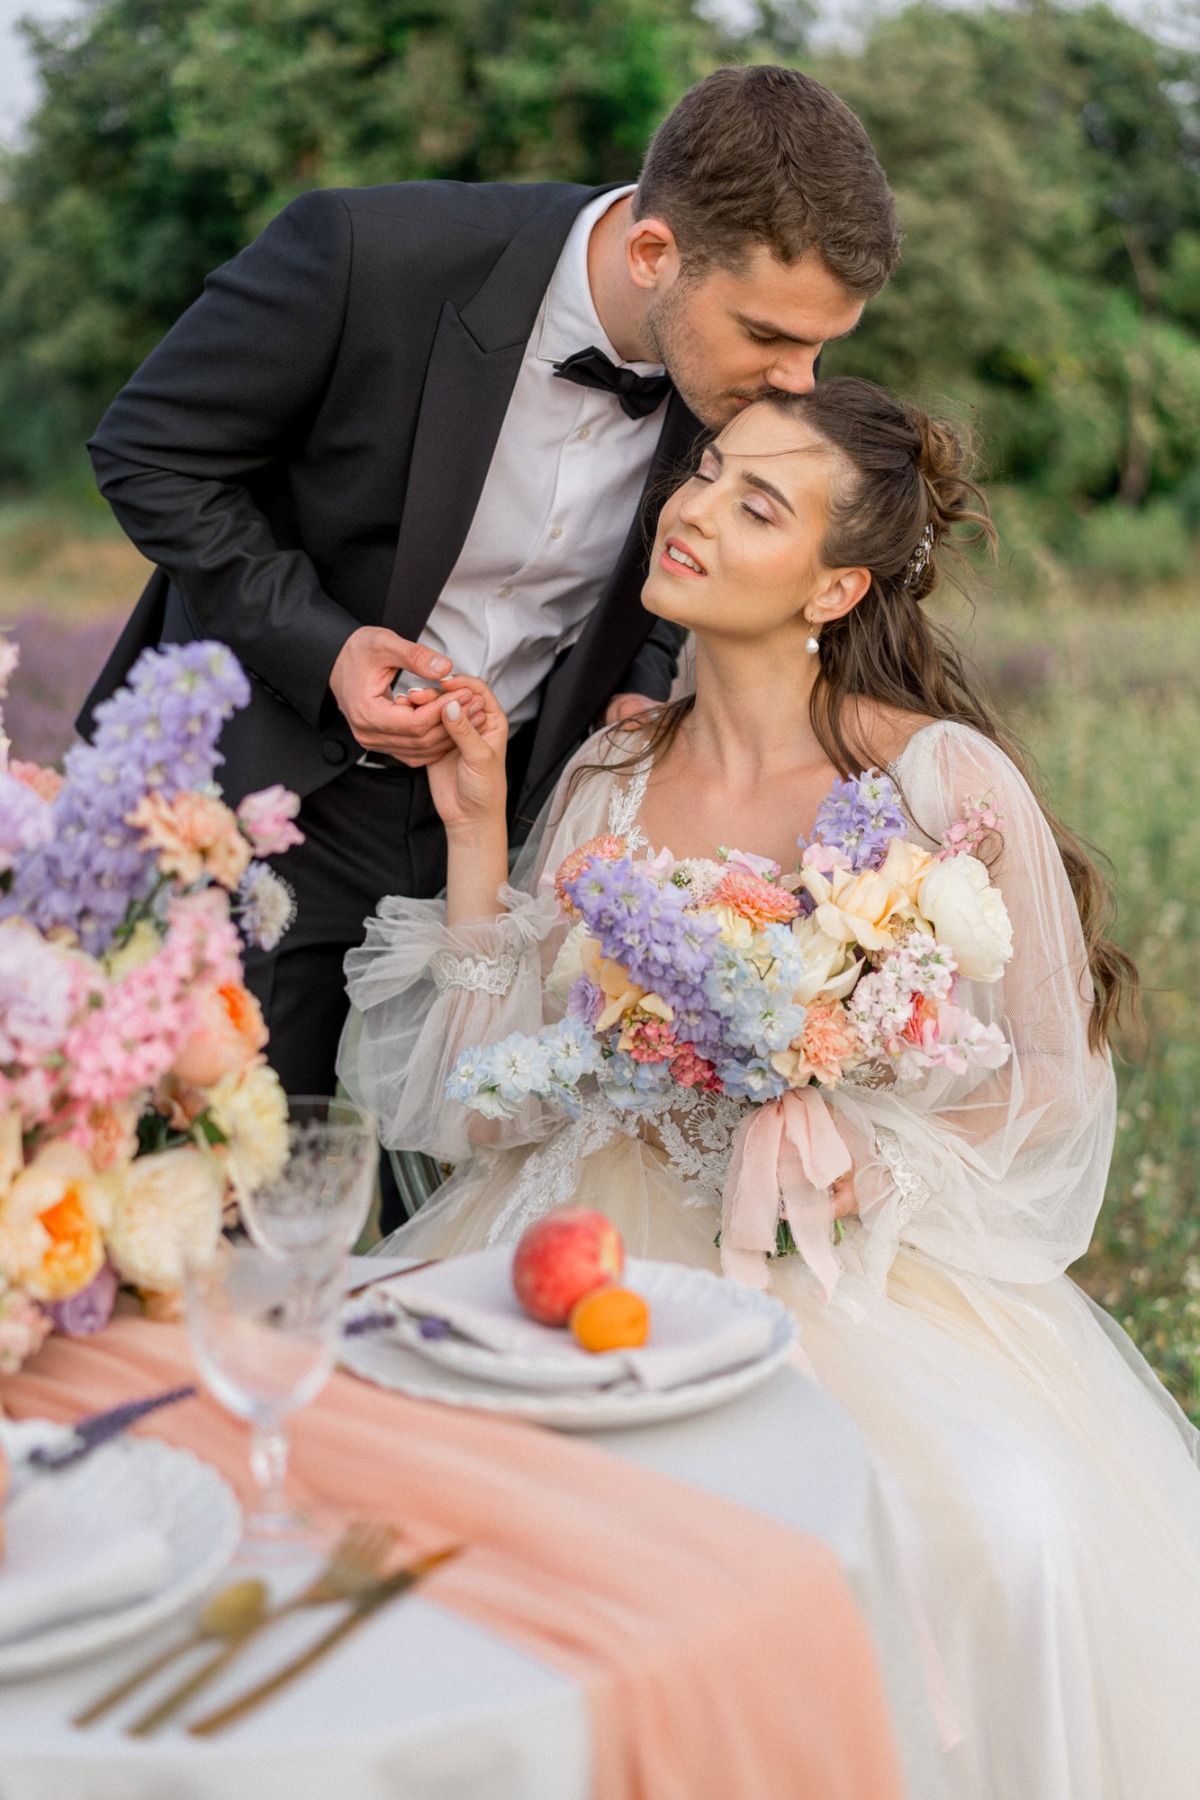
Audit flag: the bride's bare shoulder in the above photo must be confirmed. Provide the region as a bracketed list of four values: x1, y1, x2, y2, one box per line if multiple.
[845, 700, 940, 769]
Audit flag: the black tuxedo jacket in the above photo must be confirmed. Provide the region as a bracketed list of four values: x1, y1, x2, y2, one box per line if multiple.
[81, 181, 700, 814]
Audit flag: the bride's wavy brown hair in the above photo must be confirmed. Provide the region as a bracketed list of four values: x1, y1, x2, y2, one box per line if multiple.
[591, 375, 1136, 1052]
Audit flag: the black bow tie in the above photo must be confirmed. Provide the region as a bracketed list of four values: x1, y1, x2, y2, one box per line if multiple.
[553, 345, 672, 420]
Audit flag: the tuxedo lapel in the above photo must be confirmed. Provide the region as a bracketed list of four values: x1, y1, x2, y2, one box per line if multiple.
[522, 387, 704, 802]
[382, 185, 617, 642]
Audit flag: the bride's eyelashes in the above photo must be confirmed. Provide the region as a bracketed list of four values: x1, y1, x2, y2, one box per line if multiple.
[691, 458, 775, 526]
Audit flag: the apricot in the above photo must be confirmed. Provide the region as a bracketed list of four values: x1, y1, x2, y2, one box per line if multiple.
[570, 1285, 651, 1353]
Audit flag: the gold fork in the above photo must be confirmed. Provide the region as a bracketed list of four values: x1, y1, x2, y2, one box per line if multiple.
[125, 1520, 398, 1737]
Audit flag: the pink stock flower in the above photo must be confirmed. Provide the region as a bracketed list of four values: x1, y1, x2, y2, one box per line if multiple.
[800, 842, 853, 876]
[619, 1013, 678, 1064]
[713, 868, 801, 929]
[939, 794, 1006, 861]
[64, 891, 243, 1109]
[8, 761, 65, 805]
[236, 785, 304, 857]
[127, 790, 252, 891]
[720, 847, 782, 881]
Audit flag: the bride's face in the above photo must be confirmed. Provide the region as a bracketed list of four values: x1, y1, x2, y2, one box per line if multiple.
[642, 404, 845, 641]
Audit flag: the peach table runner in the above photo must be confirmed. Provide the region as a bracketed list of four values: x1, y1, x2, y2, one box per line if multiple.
[3, 1319, 903, 1800]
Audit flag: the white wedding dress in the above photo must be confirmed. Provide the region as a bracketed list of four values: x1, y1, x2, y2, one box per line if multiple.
[338, 719, 1200, 1800]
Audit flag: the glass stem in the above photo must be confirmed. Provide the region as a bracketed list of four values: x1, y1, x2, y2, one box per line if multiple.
[249, 1422, 290, 1517]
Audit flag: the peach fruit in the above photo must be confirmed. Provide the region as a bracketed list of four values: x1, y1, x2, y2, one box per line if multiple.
[570, 1285, 651, 1352]
[512, 1207, 623, 1326]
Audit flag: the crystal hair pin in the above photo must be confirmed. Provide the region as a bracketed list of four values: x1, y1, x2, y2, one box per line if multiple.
[903, 523, 935, 589]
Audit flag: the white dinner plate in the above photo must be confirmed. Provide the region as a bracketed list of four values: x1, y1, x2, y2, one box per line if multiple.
[339, 1258, 796, 1431]
[0, 1428, 241, 1680]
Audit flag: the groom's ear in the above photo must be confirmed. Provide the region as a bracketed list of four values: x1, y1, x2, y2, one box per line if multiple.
[626, 216, 682, 292]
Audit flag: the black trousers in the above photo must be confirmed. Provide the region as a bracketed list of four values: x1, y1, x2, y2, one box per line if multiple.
[244, 727, 537, 1233]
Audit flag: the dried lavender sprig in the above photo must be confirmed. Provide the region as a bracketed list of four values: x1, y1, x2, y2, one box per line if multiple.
[28, 1384, 197, 1468]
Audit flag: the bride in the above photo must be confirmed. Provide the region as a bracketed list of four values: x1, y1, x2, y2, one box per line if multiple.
[338, 375, 1200, 1797]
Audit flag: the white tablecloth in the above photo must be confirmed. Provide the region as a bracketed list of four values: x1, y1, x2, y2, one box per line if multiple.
[0, 1262, 948, 1800]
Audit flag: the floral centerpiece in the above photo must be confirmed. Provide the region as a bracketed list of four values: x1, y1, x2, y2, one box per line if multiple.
[448, 770, 1014, 1291]
[0, 635, 301, 1371]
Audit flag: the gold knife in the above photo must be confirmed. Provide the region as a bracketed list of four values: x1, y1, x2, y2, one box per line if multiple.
[185, 1548, 462, 1737]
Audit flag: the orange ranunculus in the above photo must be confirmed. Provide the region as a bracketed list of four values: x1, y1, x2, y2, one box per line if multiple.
[172, 982, 269, 1089]
[712, 869, 800, 929]
[0, 1143, 109, 1302]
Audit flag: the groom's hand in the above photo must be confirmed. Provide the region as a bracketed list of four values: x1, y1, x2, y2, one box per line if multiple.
[604, 693, 662, 731]
[329, 626, 483, 765]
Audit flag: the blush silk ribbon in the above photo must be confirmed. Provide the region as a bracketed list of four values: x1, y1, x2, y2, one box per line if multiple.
[720, 1088, 852, 1299]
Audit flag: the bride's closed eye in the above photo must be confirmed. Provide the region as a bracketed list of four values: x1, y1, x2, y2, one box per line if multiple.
[693, 454, 775, 526]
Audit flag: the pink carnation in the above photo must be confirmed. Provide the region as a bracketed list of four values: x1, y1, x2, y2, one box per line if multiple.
[713, 868, 800, 928]
[790, 999, 862, 1087]
[128, 791, 251, 891]
[237, 785, 304, 857]
[553, 835, 626, 914]
[8, 761, 64, 804]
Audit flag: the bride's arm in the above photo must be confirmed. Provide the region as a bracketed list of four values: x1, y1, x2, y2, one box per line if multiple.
[336, 701, 625, 1162]
[828, 722, 1117, 1286]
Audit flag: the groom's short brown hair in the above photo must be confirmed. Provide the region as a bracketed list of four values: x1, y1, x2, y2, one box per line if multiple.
[635, 65, 899, 297]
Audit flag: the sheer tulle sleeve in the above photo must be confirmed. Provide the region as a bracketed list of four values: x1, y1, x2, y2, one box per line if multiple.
[828, 720, 1117, 1288]
[337, 731, 630, 1163]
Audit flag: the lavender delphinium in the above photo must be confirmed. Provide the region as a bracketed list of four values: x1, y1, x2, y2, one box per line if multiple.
[3, 643, 250, 953]
[563, 856, 720, 1019]
[801, 770, 908, 872]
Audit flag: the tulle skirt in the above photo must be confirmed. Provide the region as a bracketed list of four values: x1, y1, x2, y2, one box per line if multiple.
[377, 1131, 1200, 1800]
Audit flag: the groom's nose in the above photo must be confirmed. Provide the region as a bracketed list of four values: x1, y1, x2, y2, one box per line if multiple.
[765, 347, 820, 394]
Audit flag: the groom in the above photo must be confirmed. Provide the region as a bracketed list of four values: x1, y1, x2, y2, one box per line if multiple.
[81, 63, 898, 1114]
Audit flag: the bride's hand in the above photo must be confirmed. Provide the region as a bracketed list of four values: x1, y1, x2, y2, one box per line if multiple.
[831, 1169, 858, 1220]
[425, 677, 509, 834]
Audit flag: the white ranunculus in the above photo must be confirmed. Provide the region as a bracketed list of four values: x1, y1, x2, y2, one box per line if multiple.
[917, 855, 1014, 982]
[106, 1146, 225, 1292]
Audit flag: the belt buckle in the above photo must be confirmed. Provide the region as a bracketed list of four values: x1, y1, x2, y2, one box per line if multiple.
[356, 752, 394, 770]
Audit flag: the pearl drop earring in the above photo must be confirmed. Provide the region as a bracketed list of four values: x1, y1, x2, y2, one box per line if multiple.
[805, 619, 820, 656]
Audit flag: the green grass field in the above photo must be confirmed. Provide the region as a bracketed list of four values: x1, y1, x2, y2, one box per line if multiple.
[4, 501, 1198, 1421]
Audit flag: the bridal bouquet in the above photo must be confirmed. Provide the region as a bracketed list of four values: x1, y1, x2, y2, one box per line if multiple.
[448, 768, 1014, 1288]
[0, 636, 301, 1371]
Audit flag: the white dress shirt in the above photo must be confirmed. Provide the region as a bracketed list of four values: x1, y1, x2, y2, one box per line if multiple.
[415, 186, 667, 726]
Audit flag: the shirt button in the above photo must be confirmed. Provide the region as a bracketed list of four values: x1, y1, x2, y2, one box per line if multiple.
[550, 525, 564, 540]
[498, 584, 514, 598]
[577, 425, 591, 441]
[322, 738, 349, 765]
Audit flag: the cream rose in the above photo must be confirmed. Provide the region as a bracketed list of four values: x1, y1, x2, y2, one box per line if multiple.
[106, 1146, 225, 1292]
[917, 855, 1014, 982]
[208, 1063, 290, 1198]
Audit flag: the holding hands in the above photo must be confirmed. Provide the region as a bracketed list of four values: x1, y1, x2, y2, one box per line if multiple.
[424, 676, 509, 834]
[328, 626, 487, 767]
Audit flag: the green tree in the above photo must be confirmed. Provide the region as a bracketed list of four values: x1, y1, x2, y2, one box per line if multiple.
[812, 3, 1200, 552]
[0, 0, 724, 486]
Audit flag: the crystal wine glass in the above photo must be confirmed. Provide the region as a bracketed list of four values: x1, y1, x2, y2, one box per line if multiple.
[183, 1240, 344, 1560]
[237, 1096, 378, 1264]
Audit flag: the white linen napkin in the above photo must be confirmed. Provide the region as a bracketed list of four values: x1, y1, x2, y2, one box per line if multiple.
[0, 1422, 173, 1646]
[372, 1250, 777, 1392]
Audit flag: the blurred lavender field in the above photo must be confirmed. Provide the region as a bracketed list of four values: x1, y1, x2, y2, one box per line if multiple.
[1, 607, 123, 762]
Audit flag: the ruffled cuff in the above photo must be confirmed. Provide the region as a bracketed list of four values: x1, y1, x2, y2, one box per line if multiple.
[338, 886, 563, 1163]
